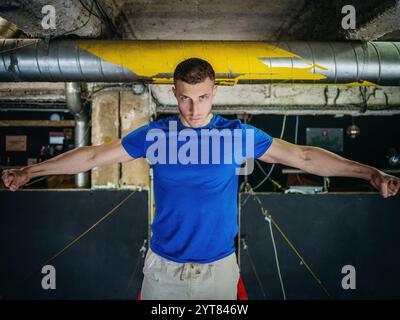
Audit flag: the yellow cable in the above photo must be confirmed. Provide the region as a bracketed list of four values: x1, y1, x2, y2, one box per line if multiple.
[267, 212, 333, 299]
[249, 190, 333, 299]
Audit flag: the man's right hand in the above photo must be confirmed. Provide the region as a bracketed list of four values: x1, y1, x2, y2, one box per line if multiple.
[1, 168, 30, 192]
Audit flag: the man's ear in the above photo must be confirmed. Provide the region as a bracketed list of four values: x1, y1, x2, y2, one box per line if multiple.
[172, 86, 176, 95]
[213, 85, 218, 96]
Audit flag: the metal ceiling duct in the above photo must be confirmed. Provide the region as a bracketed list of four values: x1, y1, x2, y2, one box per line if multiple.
[0, 39, 399, 85]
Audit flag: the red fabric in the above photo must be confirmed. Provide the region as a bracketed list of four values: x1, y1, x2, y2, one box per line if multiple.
[136, 274, 248, 300]
[237, 274, 248, 300]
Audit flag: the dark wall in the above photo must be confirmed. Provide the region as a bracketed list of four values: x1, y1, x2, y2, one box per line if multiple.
[0, 190, 148, 300]
[239, 193, 400, 299]
[1, 190, 399, 300]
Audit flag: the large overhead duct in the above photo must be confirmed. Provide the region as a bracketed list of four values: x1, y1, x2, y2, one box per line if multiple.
[0, 39, 399, 85]
[65, 82, 90, 188]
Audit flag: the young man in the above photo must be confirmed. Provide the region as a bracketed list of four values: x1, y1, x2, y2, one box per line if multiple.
[2, 58, 400, 300]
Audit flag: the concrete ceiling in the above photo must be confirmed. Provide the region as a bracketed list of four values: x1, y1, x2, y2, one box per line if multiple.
[0, 0, 399, 41]
[112, 0, 306, 40]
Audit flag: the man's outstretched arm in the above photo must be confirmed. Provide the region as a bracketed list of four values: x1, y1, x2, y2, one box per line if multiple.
[1, 139, 134, 192]
[258, 138, 400, 198]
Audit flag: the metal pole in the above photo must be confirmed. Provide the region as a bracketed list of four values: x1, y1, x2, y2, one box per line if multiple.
[65, 82, 90, 188]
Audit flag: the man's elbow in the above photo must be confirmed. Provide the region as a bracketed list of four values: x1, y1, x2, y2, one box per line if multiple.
[91, 145, 107, 168]
[295, 145, 315, 170]
[300, 146, 335, 176]
[301, 146, 315, 162]
[79, 145, 97, 169]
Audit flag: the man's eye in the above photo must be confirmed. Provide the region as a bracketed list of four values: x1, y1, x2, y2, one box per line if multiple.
[200, 96, 208, 101]
[181, 96, 189, 101]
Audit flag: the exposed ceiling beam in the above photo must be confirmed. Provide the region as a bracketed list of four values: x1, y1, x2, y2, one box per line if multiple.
[347, 0, 400, 40]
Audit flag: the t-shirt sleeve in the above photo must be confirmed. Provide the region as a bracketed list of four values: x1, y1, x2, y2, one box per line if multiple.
[121, 124, 149, 159]
[242, 123, 274, 159]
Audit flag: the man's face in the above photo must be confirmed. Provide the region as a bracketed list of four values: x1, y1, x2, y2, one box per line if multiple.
[172, 77, 217, 128]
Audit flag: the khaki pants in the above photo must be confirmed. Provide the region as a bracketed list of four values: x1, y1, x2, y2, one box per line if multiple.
[141, 247, 240, 300]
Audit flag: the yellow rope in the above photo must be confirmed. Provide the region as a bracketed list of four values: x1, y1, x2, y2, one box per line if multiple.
[0, 190, 138, 300]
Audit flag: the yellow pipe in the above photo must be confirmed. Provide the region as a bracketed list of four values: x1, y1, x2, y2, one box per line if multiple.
[78, 40, 331, 85]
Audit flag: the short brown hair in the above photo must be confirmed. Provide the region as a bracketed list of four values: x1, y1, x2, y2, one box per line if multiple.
[173, 58, 215, 84]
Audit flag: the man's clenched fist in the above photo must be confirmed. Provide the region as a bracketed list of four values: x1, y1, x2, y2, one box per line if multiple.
[370, 170, 400, 198]
[1, 168, 30, 192]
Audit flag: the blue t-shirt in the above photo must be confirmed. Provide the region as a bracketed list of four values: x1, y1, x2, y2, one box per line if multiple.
[121, 114, 273, 263]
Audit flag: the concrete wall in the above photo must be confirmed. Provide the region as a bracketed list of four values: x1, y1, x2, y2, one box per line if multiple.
[91, 89, 151, 189]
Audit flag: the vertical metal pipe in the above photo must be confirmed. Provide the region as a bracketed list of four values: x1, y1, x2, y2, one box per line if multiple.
[65, 82, 90, 188]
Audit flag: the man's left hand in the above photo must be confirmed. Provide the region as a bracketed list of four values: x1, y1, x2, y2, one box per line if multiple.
[370, 170, 400, 198]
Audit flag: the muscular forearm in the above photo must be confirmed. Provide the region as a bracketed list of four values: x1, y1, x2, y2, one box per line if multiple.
[301, 146, 378, 180]
[22, 146, 95, 180]
[260, 138, 399, 197]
